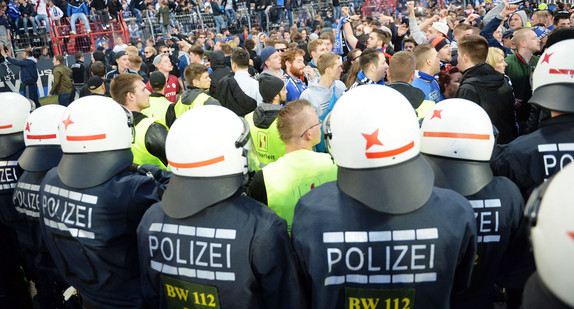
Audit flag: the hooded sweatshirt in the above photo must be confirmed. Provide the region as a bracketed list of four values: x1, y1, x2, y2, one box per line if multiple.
[252, 103, 282, 129]
[300, 79, 346, 116]
[454, 62, 517, 144]
[208, 50, 232, 96]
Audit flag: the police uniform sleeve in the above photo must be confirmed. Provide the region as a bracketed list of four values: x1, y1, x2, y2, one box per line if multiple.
[126, 174, 164, 226]
[144, 122, 169, 167]
[251, 214, 309, 309]
[452, 196, 479, 295]
[246, 171, 268, 205]
[490, 144, 535, 197]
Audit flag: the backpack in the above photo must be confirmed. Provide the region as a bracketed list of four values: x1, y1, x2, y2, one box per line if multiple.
[214, 73, 257, 117]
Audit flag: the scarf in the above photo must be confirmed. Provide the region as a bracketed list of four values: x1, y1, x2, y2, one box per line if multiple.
[356, 70, 385, 86]
[334, 16, 348, 55]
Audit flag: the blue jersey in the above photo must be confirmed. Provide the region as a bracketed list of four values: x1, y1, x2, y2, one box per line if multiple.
[284, 74, 307, 103]
[39, 168, 164, 309]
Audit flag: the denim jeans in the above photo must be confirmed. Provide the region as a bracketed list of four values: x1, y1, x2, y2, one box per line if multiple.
[58, 93, 71, 106]
[334, 6, 341, 21]
[132, 8, 143, 23]
[225, 8, 236, 24]
[213, 15, 225, 33]
[22, 17, 38, 34]
[35, 14, 50, 33]
[7, 16, 19, 33]
[70, 13, 91, 33]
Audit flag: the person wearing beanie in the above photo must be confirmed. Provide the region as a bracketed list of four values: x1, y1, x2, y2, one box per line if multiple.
[145, 53, 180, 103]
[509, 10, 528, 29]
[105, 51, 138, 81]
[429, 36, 453, 71]
[245, 74, 287, 170]
[142, 71, 171, 127]
[260, 46, 284, 78]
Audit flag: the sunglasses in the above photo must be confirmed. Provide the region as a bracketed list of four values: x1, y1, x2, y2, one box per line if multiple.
[161, 50, 169, 54]
[276, 48, 286, 52]
[300, 120, 323, 138]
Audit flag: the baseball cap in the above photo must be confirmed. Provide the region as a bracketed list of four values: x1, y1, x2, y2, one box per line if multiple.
[153, 54, 168, 66]
[87, 76, 104, 91]
[260, 46, 278, 70]
[114, 51, 128, 62]
[502, 29, 515, 40]
[149, 71, 166, 90]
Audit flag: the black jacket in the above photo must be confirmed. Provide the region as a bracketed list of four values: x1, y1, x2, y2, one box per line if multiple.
[208, 50, 233, 96]
[214, 73, 257, 117]
[454, 63, 517, 144]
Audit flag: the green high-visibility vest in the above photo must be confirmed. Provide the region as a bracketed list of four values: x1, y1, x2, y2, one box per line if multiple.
[131, 117, 168, 170]
[173, 92, 211, 118]
[245, 111, 285, 169]
[142, 96, 171, 127]
[416, 100, 436, 121]
[263, 150, 337, 232]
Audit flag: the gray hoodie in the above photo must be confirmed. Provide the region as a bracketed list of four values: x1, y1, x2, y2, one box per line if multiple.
[252, 103, 282, 129]
[300, 79, 346, 117]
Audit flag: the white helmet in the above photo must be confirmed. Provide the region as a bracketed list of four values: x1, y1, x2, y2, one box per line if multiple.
[0, 92, 34, 158]
[530, 39, 574, 113]
[420, 99, 494, 161]
[325, 85, 420, 168]
[324, 85, 433, 214]
[19, 105, 67, 171]
[526, 163, 574, 307]
[57, 96, 134, 188]
[162, 105, 250, 218]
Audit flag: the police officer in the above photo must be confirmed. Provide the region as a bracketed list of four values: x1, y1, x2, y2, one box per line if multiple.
[420, 99, 524, 309]
[291, 85, 477, 309]
[38, 96, 168, 308]
[245, 74, 287, 170]
[490, 39, 574, 308]
[110, 73, 169, 170]
[248, 99, 337, 232]
[522, 163, 574, 309]
[0, 93, 33, 308]
[13, 105, 69, 308]
[491, 38, 574, 199]
[165, 63, 221, 127]
[142, 71, 171, 127]
[137, 105, 308, 309]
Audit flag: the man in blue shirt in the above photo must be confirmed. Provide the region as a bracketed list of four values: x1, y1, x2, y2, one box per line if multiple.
[282, 48, 307, 103]
[411, 44, 442, 103]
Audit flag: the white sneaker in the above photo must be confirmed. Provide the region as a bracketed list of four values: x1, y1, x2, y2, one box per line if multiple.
[87, 30, 92, 33]
[70, 31, 76, 35]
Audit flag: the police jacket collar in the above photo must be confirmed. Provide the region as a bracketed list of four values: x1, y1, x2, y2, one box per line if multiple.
[337, 154, 434, 214]
[0, 133, 25, 159]
[57, 149, 133, 189]
[19, 145, 63, 172]
[161, 173, 244, 219]
[539, 113, 574, 127]
[423, 154, 493, 196]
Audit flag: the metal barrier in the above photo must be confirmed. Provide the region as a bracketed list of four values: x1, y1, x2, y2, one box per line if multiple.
[50, 15, 130, 55]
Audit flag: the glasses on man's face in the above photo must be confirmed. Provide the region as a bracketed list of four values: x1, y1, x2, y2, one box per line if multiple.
[300, 120, 323, 138]
[161, 50, 169, 54]
[144, 51, 151, 54]
[276, 48, 286, 52]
